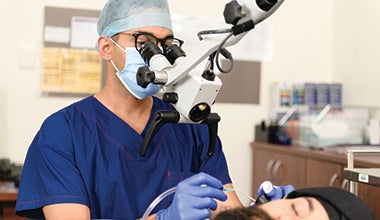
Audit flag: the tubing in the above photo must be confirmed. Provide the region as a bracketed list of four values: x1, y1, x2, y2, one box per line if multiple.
[141, 186, 177, 220]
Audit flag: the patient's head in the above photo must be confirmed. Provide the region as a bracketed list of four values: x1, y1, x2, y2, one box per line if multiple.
[214, 196, 328, 220]
[214, 187, 376, 220]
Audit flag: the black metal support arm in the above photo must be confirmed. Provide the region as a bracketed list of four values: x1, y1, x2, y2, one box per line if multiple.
[202, 113, 221, 157]
[140, 110, 221, 157]
[140, 110, 180, 156]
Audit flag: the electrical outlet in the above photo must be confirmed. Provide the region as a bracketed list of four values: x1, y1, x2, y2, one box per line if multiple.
[18, 44, 36, 69]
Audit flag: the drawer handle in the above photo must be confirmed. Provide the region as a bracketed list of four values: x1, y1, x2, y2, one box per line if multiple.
[272, 160, 283, 184]
[328, 173, 339, 186]
[341, 179, 349, 190]
[265, 158, 276, 180]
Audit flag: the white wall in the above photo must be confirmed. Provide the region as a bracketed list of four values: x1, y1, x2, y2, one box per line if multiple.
[1, 0, 362, 199]
[1, 1, 99, 162]
[332, 0, 380, 114]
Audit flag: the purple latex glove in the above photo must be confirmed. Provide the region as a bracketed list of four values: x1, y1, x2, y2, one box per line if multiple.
[257, 180, 295, 201]
[156, 172, 227, 220]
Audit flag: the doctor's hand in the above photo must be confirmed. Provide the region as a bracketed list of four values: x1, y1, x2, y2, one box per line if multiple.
[156, 172, 227, 220]
[256, 180, 295, 201]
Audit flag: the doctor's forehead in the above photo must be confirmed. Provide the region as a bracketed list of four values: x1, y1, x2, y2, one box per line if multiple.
[127, 26, 173, 37]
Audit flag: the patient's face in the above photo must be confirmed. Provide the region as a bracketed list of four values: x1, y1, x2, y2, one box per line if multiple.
[259, 197, 329, 220]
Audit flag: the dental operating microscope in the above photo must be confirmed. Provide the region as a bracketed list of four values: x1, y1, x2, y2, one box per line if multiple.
[137, 0, 285, 156]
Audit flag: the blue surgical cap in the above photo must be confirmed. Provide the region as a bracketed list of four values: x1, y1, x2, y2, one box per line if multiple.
[97, 0, 172, 37]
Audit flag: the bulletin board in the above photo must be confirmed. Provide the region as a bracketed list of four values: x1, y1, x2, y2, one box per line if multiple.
[41, 6, 103, 95]
[216, 60, 261, 104]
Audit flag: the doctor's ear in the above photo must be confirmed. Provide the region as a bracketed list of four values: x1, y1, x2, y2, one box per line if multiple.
[97, 36, 113, 60]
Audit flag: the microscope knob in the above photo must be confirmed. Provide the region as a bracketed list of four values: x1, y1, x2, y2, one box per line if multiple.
[137, 66, 155, 88]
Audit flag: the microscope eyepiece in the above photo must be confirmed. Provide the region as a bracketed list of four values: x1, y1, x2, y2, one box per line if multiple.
[164, 44, 186, 65]
[256, 0, 278, 11]
[139, 41, 163, 64]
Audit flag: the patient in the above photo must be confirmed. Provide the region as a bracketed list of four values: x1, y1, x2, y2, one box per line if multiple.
[215, 186, 376, 220]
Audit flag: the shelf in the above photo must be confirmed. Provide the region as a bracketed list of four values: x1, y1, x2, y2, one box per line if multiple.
[344, 168, 380, 187]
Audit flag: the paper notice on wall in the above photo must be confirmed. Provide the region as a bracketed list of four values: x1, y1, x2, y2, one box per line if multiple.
[171, 14, 273, 62]
[41, 47, 102, 94]
[44, 26, 70, 44]
[70, 16, 99, 49]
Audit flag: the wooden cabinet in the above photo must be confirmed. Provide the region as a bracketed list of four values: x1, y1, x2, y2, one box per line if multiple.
[253, 149, 306, 190]
[306, 160, 346, 188]
[358, 184, 380, 216]
[1, 201, 24, 220]
[252, 142, 380, 219]
[0, 182, 26, 220]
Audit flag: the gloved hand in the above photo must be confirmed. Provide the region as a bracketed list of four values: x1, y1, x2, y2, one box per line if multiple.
[256, 180, 295, 201]
[156, 172, 227, 220]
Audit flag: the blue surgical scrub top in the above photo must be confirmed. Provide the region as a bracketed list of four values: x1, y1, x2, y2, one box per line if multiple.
[15, 96, 232, 219]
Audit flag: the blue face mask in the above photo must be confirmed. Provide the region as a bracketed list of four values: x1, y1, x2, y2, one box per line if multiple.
[110, 42, 161, 100]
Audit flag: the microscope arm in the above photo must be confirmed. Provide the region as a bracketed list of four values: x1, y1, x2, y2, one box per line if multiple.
[138, 0, 285, 157]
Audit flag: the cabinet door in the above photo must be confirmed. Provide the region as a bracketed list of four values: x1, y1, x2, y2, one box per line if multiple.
[252, 149, 276, 194]
[272, 153, 306, 188]
[252, 149, 306, 194]
[306, 160, 345, 188]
